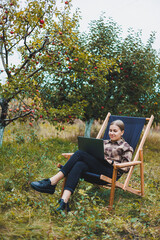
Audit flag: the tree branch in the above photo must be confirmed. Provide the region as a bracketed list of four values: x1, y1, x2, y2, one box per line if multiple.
[6, 89, 22, 103]
[14, 37, 49, 76]
[0, 28, 12, 78]
[27, 66, 44, 78]
[5, 110, 32, 126]
[7, 36, 23, 52]
[0, 42, 5, 70]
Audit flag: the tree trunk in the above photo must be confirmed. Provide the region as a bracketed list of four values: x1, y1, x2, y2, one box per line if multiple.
[0, 124, 5, 147]
[84, 118, 94, 137]
[0, 97, 8, 147]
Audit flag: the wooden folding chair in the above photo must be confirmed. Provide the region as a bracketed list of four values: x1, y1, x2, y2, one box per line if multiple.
[59, 112, 154, 210]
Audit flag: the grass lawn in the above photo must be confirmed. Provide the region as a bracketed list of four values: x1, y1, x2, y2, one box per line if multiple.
[0, 122, 159, 239]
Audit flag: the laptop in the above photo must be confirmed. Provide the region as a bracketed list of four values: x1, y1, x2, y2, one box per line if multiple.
[77, 136, 105, 161]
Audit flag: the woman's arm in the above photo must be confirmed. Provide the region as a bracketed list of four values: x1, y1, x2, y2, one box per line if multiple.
[120, 146, 133, 172]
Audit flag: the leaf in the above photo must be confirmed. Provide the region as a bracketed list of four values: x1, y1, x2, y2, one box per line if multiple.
[130, 217, 139, 223]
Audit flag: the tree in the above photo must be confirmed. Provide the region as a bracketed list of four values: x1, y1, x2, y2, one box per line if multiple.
[112, 30, 160, 122]
[40, 35, 119, 136]
[0, 0, 82, 146]
[40, 16, 120, 137]
[83, 15, 160, 132]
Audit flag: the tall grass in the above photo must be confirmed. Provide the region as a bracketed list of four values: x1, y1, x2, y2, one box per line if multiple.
[0, 121, 160, 239]
[3, 119, 101, 143]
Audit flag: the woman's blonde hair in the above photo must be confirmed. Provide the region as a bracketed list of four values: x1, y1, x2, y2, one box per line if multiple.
[110, 120, 125, 131]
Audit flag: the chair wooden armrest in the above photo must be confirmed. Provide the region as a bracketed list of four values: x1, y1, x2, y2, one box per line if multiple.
[57, 163, 62, 168]
[114, 161, 141, 169]
[61, 153, 73, 159]
[57, 153, 74, 168]
[57, 153, 74, 169]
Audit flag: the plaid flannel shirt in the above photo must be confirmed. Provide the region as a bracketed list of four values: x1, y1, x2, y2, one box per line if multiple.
[103, 138, 133, 173]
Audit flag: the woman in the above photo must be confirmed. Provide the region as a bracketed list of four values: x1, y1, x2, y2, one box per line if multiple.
[31, 120, 133, 212]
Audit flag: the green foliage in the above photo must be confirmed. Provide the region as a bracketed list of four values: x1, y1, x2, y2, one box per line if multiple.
[40, 28, 118, 123]
[41, 15, 120, 123]
[0, 0, 84, 138]
[115, 30, 160, 122]
[86, 15, 160, 123]
[87, 15, 122, 58]
[0, 129, 159, 239]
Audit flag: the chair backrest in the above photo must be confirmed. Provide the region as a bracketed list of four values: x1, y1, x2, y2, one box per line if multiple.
[103, 115, 146, 151]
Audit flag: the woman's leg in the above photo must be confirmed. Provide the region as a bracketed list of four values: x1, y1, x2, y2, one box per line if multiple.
[61, 190, 72, 203]
[50, 171, 64, 185]
[49, 149, 113, 186]
[56, 161, 88, 211]
[60, 150, 113, 177]
[31, 150, 114, 198]
[49, 150, 89, 185]
[63, 161, 89, 195]
[60, 151, 114, 198]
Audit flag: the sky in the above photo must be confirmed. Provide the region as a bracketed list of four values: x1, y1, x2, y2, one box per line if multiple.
[71, 0, 160, 51]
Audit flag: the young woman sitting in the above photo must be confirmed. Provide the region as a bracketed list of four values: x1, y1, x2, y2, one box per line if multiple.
[31, 120, 133, 212]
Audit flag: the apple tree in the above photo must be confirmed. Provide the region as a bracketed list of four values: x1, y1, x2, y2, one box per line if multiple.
[0, 0, 83, 146]
[40, 28, 119, 136]
[112, 30, 160, 123]
[84, 15, 160, 131]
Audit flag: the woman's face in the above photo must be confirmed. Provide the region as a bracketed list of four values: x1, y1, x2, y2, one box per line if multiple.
[109, 124, 124, 142]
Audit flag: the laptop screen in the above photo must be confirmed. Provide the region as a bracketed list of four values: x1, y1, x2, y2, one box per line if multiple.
[78, 136, 104, 161]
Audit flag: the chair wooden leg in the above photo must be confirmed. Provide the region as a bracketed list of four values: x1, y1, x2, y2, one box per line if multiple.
[108, 167, 118, 210]
[61, 177, 67, 197]
[139, 149, 144, 196]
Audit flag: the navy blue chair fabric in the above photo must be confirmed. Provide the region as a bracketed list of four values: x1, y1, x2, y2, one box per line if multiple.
[103, 115, 146, 151]
[81, 172, 107, 185]
[81, 171, 121, 185]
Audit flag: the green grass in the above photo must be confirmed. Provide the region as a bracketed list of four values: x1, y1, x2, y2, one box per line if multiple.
[0, 123, 160, 239]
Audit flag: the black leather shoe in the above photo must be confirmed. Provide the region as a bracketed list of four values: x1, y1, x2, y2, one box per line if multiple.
[30, 178, 56, 194]
[56, 199, 71, 212]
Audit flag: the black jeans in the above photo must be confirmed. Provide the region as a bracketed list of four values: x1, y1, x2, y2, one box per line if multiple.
[60, 150, 121, 194]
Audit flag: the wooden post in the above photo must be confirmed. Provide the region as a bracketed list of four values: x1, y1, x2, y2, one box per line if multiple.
[96, 112, 111, 139]
[108, 166, 118, 210]
[61, 177, 67, 197]
[139, 149, 144, 196]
